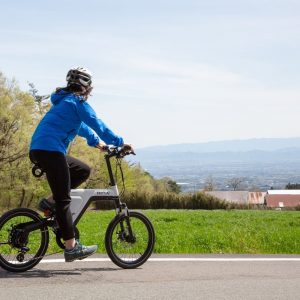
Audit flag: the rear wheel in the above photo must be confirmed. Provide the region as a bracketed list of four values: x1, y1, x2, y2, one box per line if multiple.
[0, 208, 49, 272]
[105, 211, 155, 269]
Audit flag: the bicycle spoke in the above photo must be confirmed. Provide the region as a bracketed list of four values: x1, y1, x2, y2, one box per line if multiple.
[0, 208, 49, 272]
[106, 211, 154, 268]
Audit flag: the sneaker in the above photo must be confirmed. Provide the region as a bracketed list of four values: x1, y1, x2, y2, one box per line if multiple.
[64, 241, 98, 262]
[38, 198, 56, 214]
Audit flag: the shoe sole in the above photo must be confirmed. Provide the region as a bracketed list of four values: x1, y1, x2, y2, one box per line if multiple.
[65, 250, 97, 263]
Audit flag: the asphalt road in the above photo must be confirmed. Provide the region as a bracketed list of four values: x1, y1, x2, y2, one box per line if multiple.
[0, 254, 300, 300]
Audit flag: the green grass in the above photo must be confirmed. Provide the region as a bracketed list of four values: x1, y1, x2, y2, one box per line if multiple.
[2, 209, 297, 255]
[65, 210, 300, 254]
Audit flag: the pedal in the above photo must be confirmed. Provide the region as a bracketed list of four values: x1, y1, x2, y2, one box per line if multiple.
[21, 247, 30, 253]
[43, 209, 52, 217]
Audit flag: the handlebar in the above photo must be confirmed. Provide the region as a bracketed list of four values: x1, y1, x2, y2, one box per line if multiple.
[104, 146, 136, 158]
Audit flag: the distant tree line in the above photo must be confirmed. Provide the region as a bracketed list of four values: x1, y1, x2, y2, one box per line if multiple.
[285, 183, 300, 190]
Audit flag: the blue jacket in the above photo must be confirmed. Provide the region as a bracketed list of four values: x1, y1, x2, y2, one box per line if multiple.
[30, 90, 124, 154]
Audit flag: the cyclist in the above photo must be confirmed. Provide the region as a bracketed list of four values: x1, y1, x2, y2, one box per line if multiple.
[29, 67, 133, 262]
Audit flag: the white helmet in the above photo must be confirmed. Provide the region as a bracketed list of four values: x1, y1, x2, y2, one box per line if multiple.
[66, 67, 92, 87]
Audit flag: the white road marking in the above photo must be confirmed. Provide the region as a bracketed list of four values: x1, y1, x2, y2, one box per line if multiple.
[38, 257, 300, 264]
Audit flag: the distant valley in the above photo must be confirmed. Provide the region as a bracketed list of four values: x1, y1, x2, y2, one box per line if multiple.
[129, 138, 300, 192]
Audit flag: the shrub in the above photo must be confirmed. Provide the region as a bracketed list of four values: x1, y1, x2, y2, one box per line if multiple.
[94, 191, 250, 210]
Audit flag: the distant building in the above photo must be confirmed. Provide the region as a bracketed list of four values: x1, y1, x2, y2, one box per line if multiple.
[265, 190, 300, 208]
[205, 190, 300, 208]
[248, 192, 266, 205]
[205, 191, 249, 204]
[205, 191, 266, 205]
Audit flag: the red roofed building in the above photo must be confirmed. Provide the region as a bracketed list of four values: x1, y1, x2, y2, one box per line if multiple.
[265, 190, 300, 208]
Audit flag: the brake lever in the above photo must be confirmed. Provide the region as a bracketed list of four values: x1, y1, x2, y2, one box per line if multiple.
[117, 149, 136, 158]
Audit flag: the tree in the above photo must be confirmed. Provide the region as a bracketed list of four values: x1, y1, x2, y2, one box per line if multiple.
[227, 177, 245, 191]
[166, 179, 181, 194]
[28, 82, 50, 115]
[0, 74, 40, 166]
[0, 72, 50, 208]
[285, 182, 300, 190]
[203, 175, 217, 191]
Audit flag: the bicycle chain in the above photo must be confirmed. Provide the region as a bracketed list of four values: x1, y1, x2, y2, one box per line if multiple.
[20, 229, 65, 262]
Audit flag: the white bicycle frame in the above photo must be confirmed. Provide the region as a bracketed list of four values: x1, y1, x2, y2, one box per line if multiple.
[70, 185, 119, 225]
[67, 148, 130, 226]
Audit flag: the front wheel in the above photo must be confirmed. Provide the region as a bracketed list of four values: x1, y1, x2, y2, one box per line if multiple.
[105, 211, 155, 269]
[0, 208, 49, 272]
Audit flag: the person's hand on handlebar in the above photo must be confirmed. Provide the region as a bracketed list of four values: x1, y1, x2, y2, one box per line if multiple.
[122, 143, 136, 155]
[96, 142, 135, 155]
[95, 141, 108, 152]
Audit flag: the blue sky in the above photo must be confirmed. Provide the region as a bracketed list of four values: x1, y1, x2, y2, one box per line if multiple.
[1, 0, 299, 147]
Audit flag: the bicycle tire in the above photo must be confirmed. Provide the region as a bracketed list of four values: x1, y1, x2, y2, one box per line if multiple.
[105, 211, 155, 269]
[0, 208, 49, 272]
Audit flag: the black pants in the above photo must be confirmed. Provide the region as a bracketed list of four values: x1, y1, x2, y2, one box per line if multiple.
[30, 150, 91, 240]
